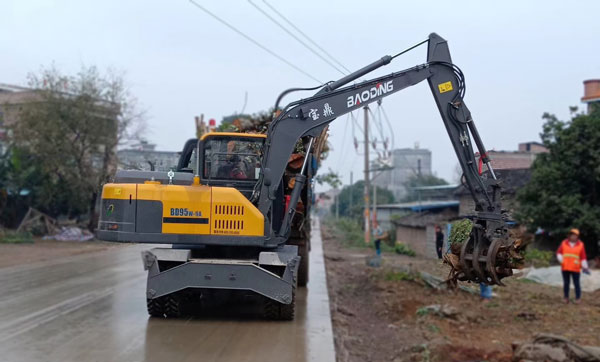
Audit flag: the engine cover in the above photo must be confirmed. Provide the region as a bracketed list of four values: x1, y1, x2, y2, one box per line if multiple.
[97, 174, 265, 245]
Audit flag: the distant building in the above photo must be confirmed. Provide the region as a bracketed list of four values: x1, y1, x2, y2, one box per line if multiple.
[372, 146, 432, 201]
[409, 184, 459, 202]
[390, 203, 458, 259]
[0, 84, 41, 154]
[0, 83, 119, 173]
[582, 79, 600, 114]
[456, 142, 545, 218]
[474, 142, 547, 172]
[455, 168, 531, 219]
[117, 140, 180, 172]
[375, 199, 459, 231]
[518, 141, 548, 154]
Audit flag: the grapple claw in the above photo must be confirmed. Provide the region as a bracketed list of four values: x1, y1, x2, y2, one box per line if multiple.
[471, 232, 487, 283]
[486, 238, 504, 286]
[459, 236, 474, 281]
[444, 218, 523, 287]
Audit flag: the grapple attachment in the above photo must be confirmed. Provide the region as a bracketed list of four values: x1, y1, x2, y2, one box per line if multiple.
[444, 219, 526, 287]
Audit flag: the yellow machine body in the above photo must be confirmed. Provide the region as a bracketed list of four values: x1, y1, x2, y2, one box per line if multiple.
[100, 183, 264, 237]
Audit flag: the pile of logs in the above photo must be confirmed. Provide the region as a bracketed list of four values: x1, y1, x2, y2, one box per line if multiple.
[224, 110, 330, 173]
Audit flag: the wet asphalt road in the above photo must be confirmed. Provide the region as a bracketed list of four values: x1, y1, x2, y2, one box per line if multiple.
[0, 220, 335, 362]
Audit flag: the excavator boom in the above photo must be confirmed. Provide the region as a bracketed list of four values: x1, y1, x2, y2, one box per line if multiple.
[259, 33, 517, 285]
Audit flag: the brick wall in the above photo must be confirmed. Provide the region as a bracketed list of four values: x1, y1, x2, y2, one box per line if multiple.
[396, 226, 427, 257]
[425, 225, 439, 259]
[518, 142, 548, 154]
[395, 225, 444, 259]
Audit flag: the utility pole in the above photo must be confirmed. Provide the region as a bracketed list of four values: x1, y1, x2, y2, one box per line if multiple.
[335, 188, 339, 219]
[349, 171, 353, 212]
[363, 106, 371, 244]
[372, 184, 377, 226]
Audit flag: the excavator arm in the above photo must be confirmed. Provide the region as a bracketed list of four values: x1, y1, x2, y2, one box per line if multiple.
[259, 33, 517, 285]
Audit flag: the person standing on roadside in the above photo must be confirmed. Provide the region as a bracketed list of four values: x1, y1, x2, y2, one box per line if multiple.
[556, 229, 590, 304]
[435, 225, 444, 259]
[373, 221, 387, 257]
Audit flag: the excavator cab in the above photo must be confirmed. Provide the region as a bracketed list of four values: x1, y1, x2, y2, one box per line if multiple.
[177, 133, 266, 200]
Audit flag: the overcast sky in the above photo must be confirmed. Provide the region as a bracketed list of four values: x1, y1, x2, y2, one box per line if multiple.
[2, 1, 599, 191]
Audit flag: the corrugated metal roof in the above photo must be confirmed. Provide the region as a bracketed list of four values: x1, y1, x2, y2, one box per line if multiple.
[411, 184, 459, 191]
[377, 200, 459, 212]
[0, 83, 30, 93]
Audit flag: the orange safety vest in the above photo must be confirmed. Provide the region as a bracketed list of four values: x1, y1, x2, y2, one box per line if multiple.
[560, 240, 584, 273]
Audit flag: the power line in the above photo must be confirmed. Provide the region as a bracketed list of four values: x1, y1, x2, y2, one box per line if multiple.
[188, 0, 322, 84]
[247, 0, 346, 75]
[261, 0, 351, 74]
[367, 107, 385, 145]
[335, 113, 351, 171]
[379, 104, 396, 151]
[376, 105, 390, 157]
[351, 111, 363, 138]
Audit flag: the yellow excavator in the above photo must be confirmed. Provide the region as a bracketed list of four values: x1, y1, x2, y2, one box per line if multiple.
[97, 33, 520, 320]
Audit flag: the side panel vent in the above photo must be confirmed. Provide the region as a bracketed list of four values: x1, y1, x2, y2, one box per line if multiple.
[213, 203, 245, 235]
[214, 204, 245, 216]
[214, 219, 244, 230]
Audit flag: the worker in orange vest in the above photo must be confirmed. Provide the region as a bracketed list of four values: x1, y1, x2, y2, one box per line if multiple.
[556, 228, 589, 304]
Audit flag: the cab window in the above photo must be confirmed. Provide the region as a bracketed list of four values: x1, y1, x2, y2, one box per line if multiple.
[203, 136, 263, 181]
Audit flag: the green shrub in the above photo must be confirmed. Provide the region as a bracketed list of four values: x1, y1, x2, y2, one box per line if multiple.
[427, 324, 441, 333]
[416, 307, 430, 316]
[0, 230, 34, 244]
[384, 270, 416, 282]
[324, 217, 398, 252]
[523, 248, 553, 267]
[325, 217, 366, 248]
[449, 219, 473, 245]
[395, 242, 416, 257]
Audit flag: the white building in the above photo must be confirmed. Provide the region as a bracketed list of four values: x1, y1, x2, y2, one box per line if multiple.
[372, 147, 432, 201]
[117, 140, 180, 172]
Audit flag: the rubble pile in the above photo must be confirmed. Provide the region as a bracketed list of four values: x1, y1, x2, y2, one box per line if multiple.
[512, 334, 600, 362]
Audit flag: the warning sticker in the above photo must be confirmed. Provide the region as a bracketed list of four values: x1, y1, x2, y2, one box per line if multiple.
[113, 188, 122, 196]
[438, 81, 453, 93]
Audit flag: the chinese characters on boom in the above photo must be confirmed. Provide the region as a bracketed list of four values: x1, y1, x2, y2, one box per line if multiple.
[308, 102, 335, 121]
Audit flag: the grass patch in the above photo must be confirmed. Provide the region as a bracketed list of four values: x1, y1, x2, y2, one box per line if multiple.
[485, 301, 500, 308]
[416, 307, 430, 317]
[427, 324, 441, 333]
[384, 270, 416, 282]
[0, 230, 34, 244]
[324, 217, 366, 248]
[517, 278, 539, 284]
[324, 217, 396, 253]
[394, 242, 416, 257]
[523, 248, 553, 267]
